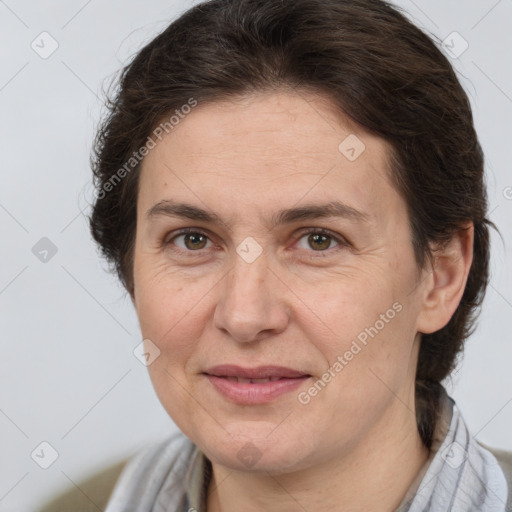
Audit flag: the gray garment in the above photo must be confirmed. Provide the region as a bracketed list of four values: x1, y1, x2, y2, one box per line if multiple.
[105, 388, 509, 512]
[395, 389, 509, 511]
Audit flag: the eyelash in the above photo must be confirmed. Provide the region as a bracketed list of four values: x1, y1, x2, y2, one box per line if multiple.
[163, 227, 349, 257]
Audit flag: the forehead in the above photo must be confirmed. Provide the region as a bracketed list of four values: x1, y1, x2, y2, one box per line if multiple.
[138, 90, 400, 226]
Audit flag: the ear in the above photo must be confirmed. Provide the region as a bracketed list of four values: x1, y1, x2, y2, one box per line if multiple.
[416, 222, 474, 334]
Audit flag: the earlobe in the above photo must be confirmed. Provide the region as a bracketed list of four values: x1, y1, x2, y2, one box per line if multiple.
[416, 223, 474, 334]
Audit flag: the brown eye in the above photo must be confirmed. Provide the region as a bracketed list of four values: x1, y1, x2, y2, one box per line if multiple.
[182, 232, 208, 250]
[298, 230, 344, 252]
[166, 229, 213, 252]
[307, 233, 333, 251]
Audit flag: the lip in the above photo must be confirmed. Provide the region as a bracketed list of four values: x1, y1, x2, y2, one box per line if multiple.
[203, 365, 311, 405]
[204, 365, 309, 379]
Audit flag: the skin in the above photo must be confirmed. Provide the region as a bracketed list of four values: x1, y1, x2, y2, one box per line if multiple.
[131, 89, 474, 512]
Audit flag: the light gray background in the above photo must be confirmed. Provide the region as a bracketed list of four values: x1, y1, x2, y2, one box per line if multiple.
[1, 1, 511, 510]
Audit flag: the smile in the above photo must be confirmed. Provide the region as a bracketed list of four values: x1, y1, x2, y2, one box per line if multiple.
[203, 367, 311, 405]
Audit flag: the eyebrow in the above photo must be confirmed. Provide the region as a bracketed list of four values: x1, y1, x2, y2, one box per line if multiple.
[146, 199, 370, 229]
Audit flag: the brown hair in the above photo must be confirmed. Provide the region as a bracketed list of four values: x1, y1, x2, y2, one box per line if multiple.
[89, 0, 495, 449]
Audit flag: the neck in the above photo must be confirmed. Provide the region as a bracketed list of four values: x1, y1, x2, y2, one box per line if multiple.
[205, 399, 429, 512]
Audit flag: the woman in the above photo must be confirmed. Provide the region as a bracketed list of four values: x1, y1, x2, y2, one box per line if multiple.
[88, 0, 511, 510]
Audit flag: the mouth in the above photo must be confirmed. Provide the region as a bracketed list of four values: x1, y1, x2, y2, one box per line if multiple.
[216, 376, 284, 383]
[202, 365, 311, 404]
[203, 364, 310, 379]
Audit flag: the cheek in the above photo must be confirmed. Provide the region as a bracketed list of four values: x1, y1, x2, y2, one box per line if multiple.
[299, 269, 416, 389]
[134, 277, 207, 419]
[294, 268, 398, 342]
[134, 265, 206, 365]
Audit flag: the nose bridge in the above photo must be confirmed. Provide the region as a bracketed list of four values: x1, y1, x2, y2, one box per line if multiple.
[226, 246, 270, 312]
[213, 242, 288, 342]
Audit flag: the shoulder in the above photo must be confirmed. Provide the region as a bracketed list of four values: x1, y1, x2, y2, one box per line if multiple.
[478, 442, 512, 508]
[106, 430, 197, 511]
[38, 431, 195, 512]
[489, 446, 512, 471]
[479, 441, 512, 476]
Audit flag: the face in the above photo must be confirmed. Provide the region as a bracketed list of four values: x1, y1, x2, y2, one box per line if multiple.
[132, 90, 429, 473]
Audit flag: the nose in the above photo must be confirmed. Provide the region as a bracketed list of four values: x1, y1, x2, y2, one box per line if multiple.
[213, 248, 290, 343]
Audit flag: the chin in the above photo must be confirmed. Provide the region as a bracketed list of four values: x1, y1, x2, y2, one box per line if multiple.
[196, 426, 314, 474]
